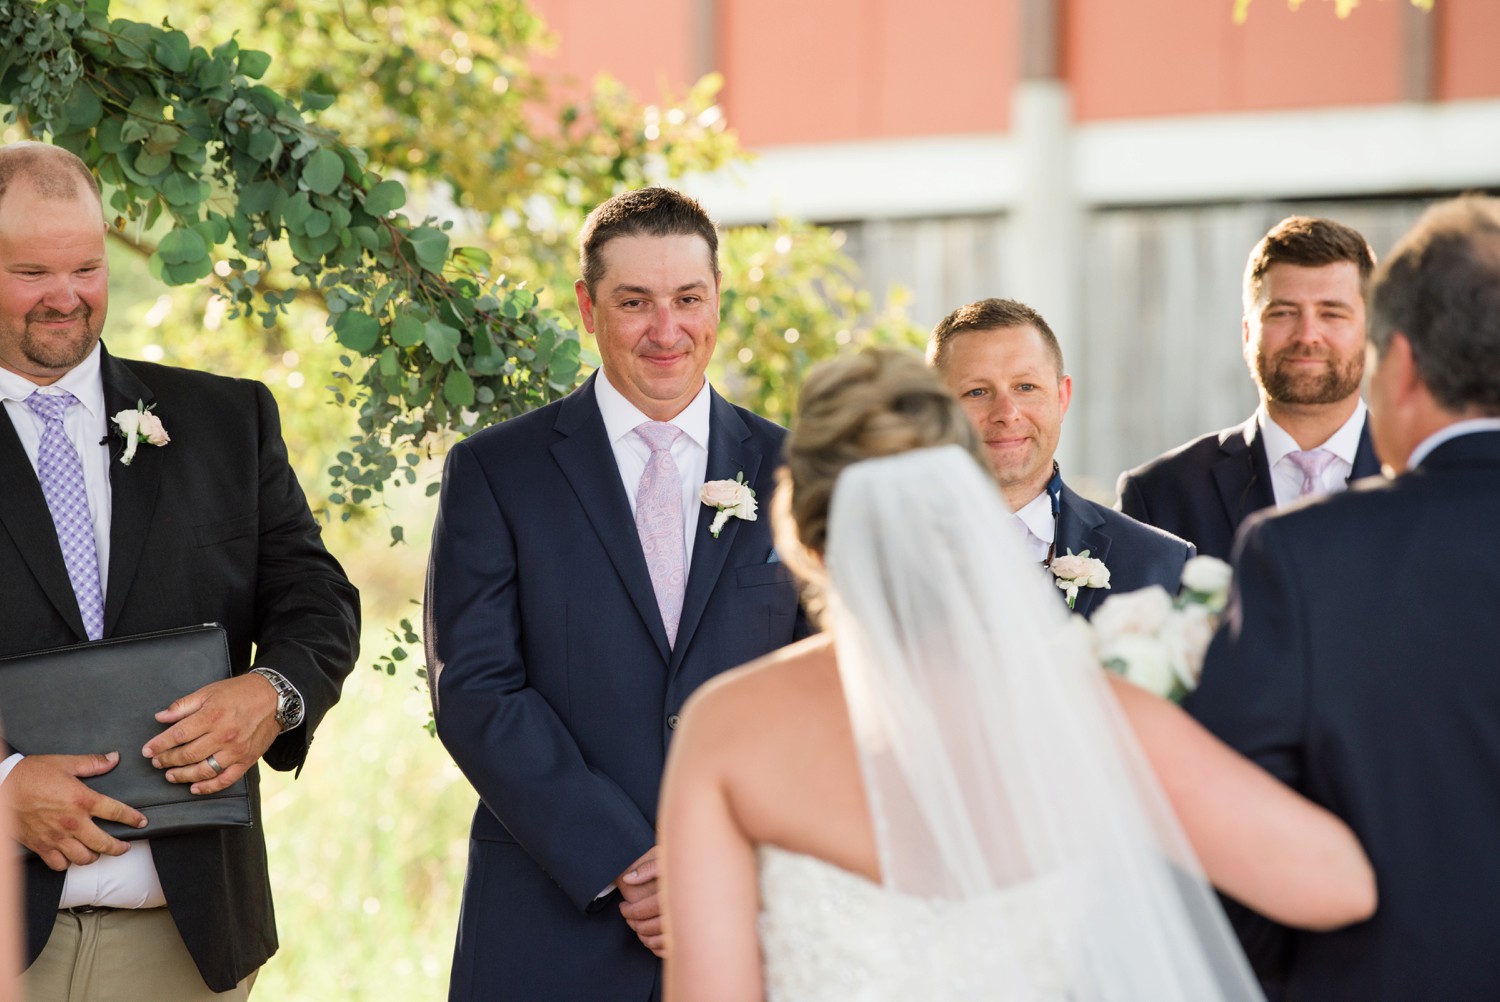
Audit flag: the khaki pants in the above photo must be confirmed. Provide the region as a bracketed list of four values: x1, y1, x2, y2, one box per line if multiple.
[23, 908, 255, 1002]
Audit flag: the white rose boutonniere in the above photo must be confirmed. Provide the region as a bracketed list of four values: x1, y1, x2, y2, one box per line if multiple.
[111, 401, 170, 466]
[1085, 556, 1234, 702]
[1050, 549, 1110, 609]
[699, 472, 757, 539]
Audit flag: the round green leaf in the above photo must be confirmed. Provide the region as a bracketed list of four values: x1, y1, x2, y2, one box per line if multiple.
[157, 227, 208, 266]
[362, 179, 406, 216]
[407, 227, 450, 273]
[63, 84, 102, 128]
[334, 311, 381, 353]
[238, 49, 272, 80]
[302, 148, 345, 195]
[443, 368, 475, 407]
[391, 316, 424, 347]
[424, 320, 461, 364]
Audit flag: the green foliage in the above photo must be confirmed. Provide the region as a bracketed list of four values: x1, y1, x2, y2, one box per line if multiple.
[0, 0, 582, 529]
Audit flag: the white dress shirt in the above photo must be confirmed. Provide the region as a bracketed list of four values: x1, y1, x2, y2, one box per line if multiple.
[0, 343, 167, 908]
[1258, 400, 1368, 507]
[594, 368, 711, 570]
[1010, 490, 1055, 565]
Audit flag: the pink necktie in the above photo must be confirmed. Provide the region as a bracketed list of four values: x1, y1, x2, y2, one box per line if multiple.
[1286, 448, 1338, 498]
[26, 391, 105, 640]
[634, 422, 686, 647]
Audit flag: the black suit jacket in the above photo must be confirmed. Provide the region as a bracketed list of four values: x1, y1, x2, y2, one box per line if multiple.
[0, 347, 359, 991]
[1188, 430, 1500, 1001]
[1053, 483, 1195, 619]
[1116, 413, 1381, 561]
[425, 373, 803, 1001]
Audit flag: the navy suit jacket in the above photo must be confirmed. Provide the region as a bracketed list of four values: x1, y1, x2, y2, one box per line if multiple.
[1053, 483, 1195, 619]
[1115, 413, 1381, 561]
[0, 348, 359, 991]
[1188, 430, 1500, 1001]
[424, 373, 802, 1001]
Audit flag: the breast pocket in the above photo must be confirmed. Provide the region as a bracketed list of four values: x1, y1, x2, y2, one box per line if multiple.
[735, 562, 795, 589]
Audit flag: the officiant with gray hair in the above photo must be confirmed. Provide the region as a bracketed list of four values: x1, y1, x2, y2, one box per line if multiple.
[0, 140, 358, 999]
[928, 297, 1193, 617]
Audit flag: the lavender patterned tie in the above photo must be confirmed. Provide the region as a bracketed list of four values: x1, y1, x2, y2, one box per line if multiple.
[1286, 448, 1338, 498]
[634, 422, 686, 647]
[26, 391, 105, 640]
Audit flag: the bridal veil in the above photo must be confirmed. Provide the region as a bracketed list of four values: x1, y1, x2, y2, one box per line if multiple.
[822, 444, 1262, 1001]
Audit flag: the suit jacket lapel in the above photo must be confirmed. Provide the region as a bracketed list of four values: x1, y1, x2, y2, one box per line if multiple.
[1054, 484, 1112, 618]
[100, 349, 163, 636]
[0, 406, 90, 639]
[1212, 416, 1274, 533]
[551, 374, 673, 662]
[1349, 419, 1381, 481]
[669, 390, 757, 674]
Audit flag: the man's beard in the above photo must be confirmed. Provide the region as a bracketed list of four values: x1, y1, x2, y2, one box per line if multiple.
[15, 304, 102, 371]
[1257, 345, 1363, 406]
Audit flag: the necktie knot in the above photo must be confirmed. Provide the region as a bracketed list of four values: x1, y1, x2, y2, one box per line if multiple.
[1286, 448, 1338, 497]
[26, 390, 79, 423]
[635, 421, 682, 454]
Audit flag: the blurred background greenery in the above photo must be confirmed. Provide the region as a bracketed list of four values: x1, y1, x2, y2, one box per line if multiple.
[1, 0, 923, 996]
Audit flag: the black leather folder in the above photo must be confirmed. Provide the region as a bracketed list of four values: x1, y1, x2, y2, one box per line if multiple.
[0, 623, 252, 839]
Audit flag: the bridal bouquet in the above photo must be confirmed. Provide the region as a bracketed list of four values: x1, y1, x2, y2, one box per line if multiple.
[1082, 556, 1233, 702]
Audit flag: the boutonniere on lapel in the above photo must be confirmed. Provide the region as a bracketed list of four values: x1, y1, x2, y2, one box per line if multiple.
[111, 401, 170, 466]
[699, 472, 758, 539]
[1050, 549, 1110, 609]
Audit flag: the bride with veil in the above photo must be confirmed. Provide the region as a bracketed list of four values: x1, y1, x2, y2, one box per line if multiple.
[658, 348, 1374, 1001]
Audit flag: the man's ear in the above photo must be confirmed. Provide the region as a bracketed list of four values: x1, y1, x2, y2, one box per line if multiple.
[1056, 373, 1073, 419]
[575, 279, 597, 334]
[1382, 333, 1421, 405]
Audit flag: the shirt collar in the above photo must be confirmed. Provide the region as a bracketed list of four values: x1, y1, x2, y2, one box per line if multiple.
[1013, 488, 1055, 545]
[1257, 398, 1367, 466]
[594, 367, 711, 450]
[1407, 417, 1500, 470]
[0, 341, 106, 423]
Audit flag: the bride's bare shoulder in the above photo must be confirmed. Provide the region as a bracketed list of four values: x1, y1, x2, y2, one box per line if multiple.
[677, 635, 839, 744]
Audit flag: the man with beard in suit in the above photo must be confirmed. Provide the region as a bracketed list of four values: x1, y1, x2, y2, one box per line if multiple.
[1190, 195, 1500, 1000]
[1117, 217, 1382, 559]
[0, 142, 359, 998]
[929, 297, 1193, 618]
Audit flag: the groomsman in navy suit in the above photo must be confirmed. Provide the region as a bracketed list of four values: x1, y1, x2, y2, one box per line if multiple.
[1117, 217, 1383, 559]
[929, 298, 1193, 619]
[424, 187, 802, 1000]
[1189, 196, 1500, 1000]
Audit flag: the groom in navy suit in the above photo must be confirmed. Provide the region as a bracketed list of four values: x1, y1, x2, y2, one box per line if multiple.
[1117, 216, 1382, 560]
[928, 298, 1193, 619]
[425, 187, 802, 1000]
[1191, 195, 1500, 1000]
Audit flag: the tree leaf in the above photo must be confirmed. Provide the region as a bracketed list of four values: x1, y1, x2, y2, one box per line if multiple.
[238, 49, 272, 80]
[157, 227, 209, 265]
[407, 226, 449, 273]
[391, 315, 424, 347]
[154, 30, 191, 73]
[443, 367, 475, 407]
[362, 179, 406, 217]
[302, 147, 345, 195]
[424, 320, 461, 364]
[334, 311, 381, 352]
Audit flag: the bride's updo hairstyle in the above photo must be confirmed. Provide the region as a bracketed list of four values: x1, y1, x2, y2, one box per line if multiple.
[774, 347, 988, 618]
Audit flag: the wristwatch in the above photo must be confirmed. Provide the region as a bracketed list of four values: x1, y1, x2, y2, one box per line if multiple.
[250, 667, 305, 732]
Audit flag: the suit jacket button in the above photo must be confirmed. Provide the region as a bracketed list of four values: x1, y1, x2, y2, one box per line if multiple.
[667, 714, 680, 730]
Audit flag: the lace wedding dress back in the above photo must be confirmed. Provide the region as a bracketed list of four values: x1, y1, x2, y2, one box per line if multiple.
[758, 845, 1071, 1002]
[757, 446, 1262, 1002]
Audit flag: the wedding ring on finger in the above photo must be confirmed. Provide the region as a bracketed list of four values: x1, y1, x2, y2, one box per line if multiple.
[206, 754, 225, 776]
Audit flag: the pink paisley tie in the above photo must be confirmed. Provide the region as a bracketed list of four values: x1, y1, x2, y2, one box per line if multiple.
[634, 422, 686, 647]
[1286, 448, 1338, 498]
